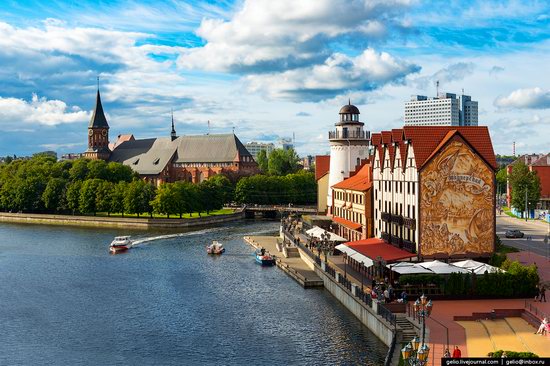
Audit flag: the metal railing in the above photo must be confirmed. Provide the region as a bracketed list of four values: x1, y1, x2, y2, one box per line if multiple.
[525, 300, 548, 320]
[378, 303, 397, 327]
[402, 239, 416, 253]
[328, 130, 367, 140]
[384, 331, 397, 366]
[338, 274, 352, 291]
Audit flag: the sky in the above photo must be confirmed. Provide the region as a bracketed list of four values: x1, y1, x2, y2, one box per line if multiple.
[0, 0, 549, 157]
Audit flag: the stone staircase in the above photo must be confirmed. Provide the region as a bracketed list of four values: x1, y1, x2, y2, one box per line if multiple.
[396, 314, 418, 343]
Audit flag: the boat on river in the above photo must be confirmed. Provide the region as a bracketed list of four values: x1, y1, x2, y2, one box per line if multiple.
[255, 247, 275, 266]
[207, 241, 225, 255]
[109, 236, 132, 254]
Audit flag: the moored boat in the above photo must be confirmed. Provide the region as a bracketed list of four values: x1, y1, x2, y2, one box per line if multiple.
[255, 247, 275, 266]
[207, 240, 225, 255]
[109, 236, 132, 254]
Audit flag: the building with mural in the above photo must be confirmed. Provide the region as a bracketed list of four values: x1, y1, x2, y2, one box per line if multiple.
[83, 89, 258, 185]
[371, 126, 497, 259]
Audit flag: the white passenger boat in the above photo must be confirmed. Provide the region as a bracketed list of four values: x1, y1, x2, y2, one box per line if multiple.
[207, 240, 225, 255]
[109, 236, 132, 254]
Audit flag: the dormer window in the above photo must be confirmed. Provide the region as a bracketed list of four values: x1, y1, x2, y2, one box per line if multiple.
[133, 158, 140, 165]
[153, 158, 160, 165]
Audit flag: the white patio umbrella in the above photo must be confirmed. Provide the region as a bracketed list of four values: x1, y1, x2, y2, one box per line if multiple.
[452, 260, 504, 274]
[386, 262, 434, 275]
[418, 260, 471, 274]
[306, 226, 347, 242]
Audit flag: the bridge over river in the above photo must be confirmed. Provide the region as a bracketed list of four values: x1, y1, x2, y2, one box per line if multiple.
[241, 204, 317, 218]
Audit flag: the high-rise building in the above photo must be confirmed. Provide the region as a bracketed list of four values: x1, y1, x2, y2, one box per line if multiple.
[244, 142, 275, 160]
[404, 93, 478, 126]
[278, 138, 294, 151]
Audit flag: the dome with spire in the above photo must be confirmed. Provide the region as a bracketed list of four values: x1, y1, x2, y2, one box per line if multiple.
[339, 100, 360, 115]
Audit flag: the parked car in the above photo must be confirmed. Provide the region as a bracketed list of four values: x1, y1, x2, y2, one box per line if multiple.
[505, 230, 525, 238]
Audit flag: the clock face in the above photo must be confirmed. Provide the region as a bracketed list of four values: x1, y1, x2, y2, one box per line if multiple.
[88, 129, 93, 136]
[101, 129, 107, 136]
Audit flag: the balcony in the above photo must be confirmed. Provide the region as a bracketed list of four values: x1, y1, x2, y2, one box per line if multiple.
[381, 212, 391, 222]
[329, 130, 367, 140]
[402, 239, 416, 253]
[381, 231, 390, 243]
[393, 214, 404, 226]
[403, 217, 416, 230]
[390, 235, 402, 248]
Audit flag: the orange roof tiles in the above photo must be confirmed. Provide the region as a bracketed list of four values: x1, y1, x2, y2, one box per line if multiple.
[371, 133, 381, 146]
[332, 163, 372, 191]
[371, 126, 497, 171]
[315, 155, 330, 181]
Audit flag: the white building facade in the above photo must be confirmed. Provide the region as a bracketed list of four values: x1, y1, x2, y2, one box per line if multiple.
[244, 142, 275, 160]
[404, 93, 478, 126]
[327, 102, 370, 215]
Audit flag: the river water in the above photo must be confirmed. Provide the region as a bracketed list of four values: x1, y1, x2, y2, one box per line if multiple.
[0, 220, 387, 365]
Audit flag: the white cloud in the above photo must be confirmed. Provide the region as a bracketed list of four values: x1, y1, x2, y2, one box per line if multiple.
[412, 62, 475, 90]
[0, 94, 89, 126]
[245, 49, 419, 101]
[494, 87, 550, 109]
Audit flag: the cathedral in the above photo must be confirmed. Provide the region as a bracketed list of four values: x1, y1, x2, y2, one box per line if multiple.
[84, 89, 258, 185]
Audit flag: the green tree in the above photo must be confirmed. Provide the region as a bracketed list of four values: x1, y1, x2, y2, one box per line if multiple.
[124, 180, 155, 217]
[42, 178, 67, 212]
[66, 180, 82, 214]
[69, 159, 90, 181]
[14, 177, 45, 212]
[267, 148, 300, 176]
[79, 179, 103, 214]
[151, 183, 177, 218]
[87, 160, 109, 180]
[96, 180, 114, 216]
[199, 180, 223, 214]
[496, 167, 507, 200]
[205, 174, 234, 204]
[107, 162, 135, 182]
[509, 161, 541, 216]
[111, 181, 128, 216]
[256, 150, 268, 173]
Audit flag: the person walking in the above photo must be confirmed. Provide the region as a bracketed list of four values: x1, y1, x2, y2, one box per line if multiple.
[452, 346, 462, 358]
[443, 349, 451, 358]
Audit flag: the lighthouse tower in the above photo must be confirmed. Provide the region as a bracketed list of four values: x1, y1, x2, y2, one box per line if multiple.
[327, 101, 370, 214]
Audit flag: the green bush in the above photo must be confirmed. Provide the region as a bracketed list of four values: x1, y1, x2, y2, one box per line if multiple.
[399, 274, 443, 286]
[489, 252, 507, 267]
[488, 350, 538, 358]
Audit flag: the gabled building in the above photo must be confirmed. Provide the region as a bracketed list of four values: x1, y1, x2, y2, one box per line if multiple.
[315, 155, 330, 213]
[371, 126, 497, 259]
[331, 162, 373, 241]
[506, 153, 550, 213]
[83, 87, 258, 185]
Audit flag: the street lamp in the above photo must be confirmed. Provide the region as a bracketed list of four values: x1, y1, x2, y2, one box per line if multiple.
[402, 294, 433, 365]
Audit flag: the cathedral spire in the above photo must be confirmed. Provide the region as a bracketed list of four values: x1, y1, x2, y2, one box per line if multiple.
[171, 109, 177, 141]
[89, 87, 109, 129]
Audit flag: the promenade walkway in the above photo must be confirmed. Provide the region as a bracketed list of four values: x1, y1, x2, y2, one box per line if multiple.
[244, 235, 323, 288]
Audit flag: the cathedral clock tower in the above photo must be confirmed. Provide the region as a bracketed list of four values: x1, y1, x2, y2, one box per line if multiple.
[84, 89, 111, 160]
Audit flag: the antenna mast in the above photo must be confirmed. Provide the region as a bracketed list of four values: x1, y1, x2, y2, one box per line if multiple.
[436, 80, 439, 96]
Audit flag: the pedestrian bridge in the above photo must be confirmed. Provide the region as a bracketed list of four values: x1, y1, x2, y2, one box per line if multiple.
[242, 205, 317, 218]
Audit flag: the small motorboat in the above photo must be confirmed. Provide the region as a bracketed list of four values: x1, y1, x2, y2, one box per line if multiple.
[109, 236, 132, 254]
[255, 247, 275, 266]
[207, 240, 225, 255]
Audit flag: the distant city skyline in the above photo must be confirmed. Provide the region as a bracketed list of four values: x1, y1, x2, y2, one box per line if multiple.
[0, 0, 549, 157]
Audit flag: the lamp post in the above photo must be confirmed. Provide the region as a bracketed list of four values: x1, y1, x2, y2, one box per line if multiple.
[402, 294, 433, 365]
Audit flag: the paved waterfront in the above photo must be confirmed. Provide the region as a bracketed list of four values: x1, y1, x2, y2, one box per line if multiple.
[0, 221, 388, 365]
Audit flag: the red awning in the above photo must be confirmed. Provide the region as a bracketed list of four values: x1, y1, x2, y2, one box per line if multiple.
[346, 238, 416, 262]
[332, 216, 362, 231]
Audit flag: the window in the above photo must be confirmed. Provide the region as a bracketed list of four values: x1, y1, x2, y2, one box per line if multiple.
[412, 184, 415, 195]
[153, 158, 160, 165]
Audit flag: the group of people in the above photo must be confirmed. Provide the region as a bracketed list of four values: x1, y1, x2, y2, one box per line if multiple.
[535, 284, 547, 302]
[443, 346, 462, 358]
[536, 317, 549, 335]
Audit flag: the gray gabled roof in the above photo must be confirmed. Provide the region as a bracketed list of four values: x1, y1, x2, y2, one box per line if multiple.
[89, 90, 109, 129]
[109, 133, 253, 175]
[174, 134, 252, 163]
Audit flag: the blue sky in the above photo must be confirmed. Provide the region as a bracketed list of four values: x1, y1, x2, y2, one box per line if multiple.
[0, 0, 549, 157]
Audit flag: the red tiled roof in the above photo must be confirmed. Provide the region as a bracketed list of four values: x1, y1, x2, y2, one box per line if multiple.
[347, 238, 416, 262]
[381, 131, 392, 144]
[371, 133, 381, 146]
[391, 128, 404, 142]
[332, 216, 362, 231]
[531, 154, 550, 167]
[402, 126, 497, 170]
[315, 155, 330, 181]
[332, 163, 372, 191]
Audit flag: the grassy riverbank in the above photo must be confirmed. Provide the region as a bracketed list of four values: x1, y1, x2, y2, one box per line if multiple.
[96, 208, 234, 219]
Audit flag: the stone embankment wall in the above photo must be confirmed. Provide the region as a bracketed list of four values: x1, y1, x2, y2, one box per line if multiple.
[0, 211, 244, 229]
[298, 248, 395, 347]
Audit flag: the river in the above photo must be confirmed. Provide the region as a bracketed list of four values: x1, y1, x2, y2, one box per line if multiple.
[0, 220, 387, 365]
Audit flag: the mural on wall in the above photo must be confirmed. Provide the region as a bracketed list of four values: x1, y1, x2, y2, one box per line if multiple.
[420, 137, 494, 257]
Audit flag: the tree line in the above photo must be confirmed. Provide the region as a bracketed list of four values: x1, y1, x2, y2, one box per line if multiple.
[0, 155, 316, 217]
